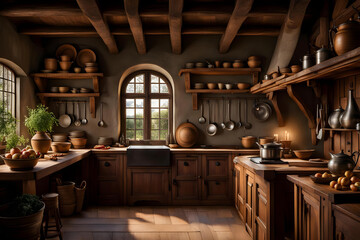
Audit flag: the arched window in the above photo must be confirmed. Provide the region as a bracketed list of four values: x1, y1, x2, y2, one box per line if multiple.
[121, 70, 172, 144]
[0, 63, 16, 116]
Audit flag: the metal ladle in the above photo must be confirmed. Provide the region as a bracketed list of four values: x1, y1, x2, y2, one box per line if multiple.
[81, 102, 88, 125]
[98, 103, 105, 127]
[198, 101, 206, 124]
[220, 98, 226, 129]
[236, 99, 242, 128]
[225, 99, 235, 131]
[206, 100, 217, 136]
[74, 102, 81, 127]
[244, 99, 252, 129]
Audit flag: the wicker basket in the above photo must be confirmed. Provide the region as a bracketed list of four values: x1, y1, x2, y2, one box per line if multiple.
[75, 181, 86, 213]
[57, 181, 75, 216]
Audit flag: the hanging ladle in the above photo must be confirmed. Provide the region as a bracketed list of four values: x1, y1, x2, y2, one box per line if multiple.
[236, 98, 242, 128]
[225, 99, 235, 131]
[244, 99, 252, 129]
[81, 101, 88, 125]
[198, 101, 206, 124]
[98, 103, 105, 127]
[220, 98, 226, 129]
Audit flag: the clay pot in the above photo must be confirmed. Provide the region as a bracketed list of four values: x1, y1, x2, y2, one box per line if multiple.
[290, 65, 302, 73]
[44, 58, 57, 71]
[331, 18, 360, 56]
[241, 136, 257, 149]
[340, 89, 360, 128]
[207, 83, 217, 89]
[247, 60, 261, 68]
[59, 61, 72, 71]
[222, 62, 231, 68]
[60, 55, 71, 61]
[31, 131, 51, 154]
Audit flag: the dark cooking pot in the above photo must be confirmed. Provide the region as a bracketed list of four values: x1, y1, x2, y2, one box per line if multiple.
[256, 142, 283, 160]
[328, 150, 359, 176]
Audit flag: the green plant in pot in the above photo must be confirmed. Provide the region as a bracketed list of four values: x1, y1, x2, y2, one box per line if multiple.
[25, 105, 58, 154]
[0, 194, 45, 240]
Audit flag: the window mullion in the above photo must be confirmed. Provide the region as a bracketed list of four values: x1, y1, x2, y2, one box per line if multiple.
[144, 72, 151, 140]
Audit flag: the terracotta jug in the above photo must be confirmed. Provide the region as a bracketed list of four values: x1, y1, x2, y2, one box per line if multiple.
[330, 14, 360, 55]
[340, 89, 360, 129]
[31, 131, 51, 154]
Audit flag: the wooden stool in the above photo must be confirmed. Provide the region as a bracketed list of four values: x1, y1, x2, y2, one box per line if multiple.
[42, 193, 63, 240]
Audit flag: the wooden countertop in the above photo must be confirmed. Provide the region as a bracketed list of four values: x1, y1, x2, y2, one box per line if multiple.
[92, 147, 260, 153]
[0, 150, 90, 181]
[287, 175, 360, 204]
[234, 155, 329, 180]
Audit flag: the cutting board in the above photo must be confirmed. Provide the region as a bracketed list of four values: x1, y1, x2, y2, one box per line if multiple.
[288, 159, 329, 168]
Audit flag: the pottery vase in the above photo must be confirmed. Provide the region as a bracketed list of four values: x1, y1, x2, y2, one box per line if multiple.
[31, 131, 51, 154]
[328, 106, 344, 129]
[340, 89, 360, 128]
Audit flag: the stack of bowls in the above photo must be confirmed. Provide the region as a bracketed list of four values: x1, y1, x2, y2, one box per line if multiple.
[59, 55, 72, 72]
[84, 62, 98, 73]
[44, 58, 58, 72]
[52, 133, 68, 142]
[69, 131, 86, 138]
[98, 137, 113, 146]
[69, 131, 87, 149]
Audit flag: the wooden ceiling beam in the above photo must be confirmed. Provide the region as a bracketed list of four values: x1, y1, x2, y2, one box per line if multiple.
[267, 0, 311, 74]
[332, 0, 360, 26]
[169, 0, 184, 54]
[0, 3, 82, 17]
[124, 0, 146, 54]
[76, 0, 118, 53]
[19, 27, 99, 37]
[219, 0, 254, 53]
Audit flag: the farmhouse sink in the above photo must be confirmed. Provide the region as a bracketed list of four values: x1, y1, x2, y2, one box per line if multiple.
[126, 145, 170, 167]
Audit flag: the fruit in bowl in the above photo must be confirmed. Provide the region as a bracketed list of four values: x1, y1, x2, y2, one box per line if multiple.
[1, 147, 41, 171]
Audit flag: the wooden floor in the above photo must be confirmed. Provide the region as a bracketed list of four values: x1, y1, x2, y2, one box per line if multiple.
[48, 206, 250, 240]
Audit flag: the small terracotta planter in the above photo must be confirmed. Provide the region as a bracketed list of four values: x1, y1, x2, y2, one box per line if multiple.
[31, 131, 51, 154]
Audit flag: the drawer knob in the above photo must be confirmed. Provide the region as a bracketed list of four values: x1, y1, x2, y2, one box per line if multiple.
[104, 161, 110, 167]
[173, 179, 177, 185]
[216, 181, 220, 185]
[184, 161, 189, 166]
[215, 161, 220, 166]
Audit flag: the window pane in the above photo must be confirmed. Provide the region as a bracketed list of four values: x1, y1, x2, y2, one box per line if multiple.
[126, 109, 134, 118]
[136, 109, 143, 118]
[126, 119, 135, 129]
[0, 65, 3, 77]
[151, 75, 159, 83]
[151, 84, 159, 93]
[126, 99, 134, 107]
[160, 109, 168, 118]
[160, 119, 168, 130]
[160, 130, 167, 140]
[151, 130, 159, 140]
[135, 84, 144, 93]
[160, 79, 165, 84]
[160, 84, 168, 93]
[160, 99, 168, 108]
[136, 75, 144, 83]
[126, 84, 134, 93]
[127, 130, 134, 139]
[151, 99, 159, 108]
[151, 119, 159, 129]
[135, 99, 144, 107]
[0, 79, 2, 90]
[136, 119, 143, 129]
[136, 130, 143, 140]
[151, 109, 159, 118]
[129, 78, 134, 83]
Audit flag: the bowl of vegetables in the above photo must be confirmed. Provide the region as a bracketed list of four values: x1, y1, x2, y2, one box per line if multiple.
[0, 147, 40, 171]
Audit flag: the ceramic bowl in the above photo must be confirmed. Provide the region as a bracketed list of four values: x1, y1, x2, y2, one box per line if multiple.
[69, 130, 86, 138]
[237, 83, 251, 90]
[58, 87, 70, 93]
[248, 56, 261, 61]
[60, 55, 71, 62]
[50, 87, 59, 93]
[233, 62, 244, 68]
[51, 142, 71, 153]
[218, 83, 224, 89]
[52, 135, 68, 142]
[241, 136, 257, 149]
[84, 62, 98, 67]
[0, 155, 39, 171]
[222, 62, 231, 68]
[59, 61, 72, 71]
[293, 149, 315, 160]
[290, 65, 302, 73]
[195, 62, 206, 68]
[70, 138, 87, 149]
[271, 72, 280, 79]
[194, 83, 205, 89]
[225, 83, 233, 90]
[214, 61, 221, 68]
[73, 67, 81, 73]
[280, 67, 291, 74]
[247, 60, 261, 68]
[185, 62, 194, 69]
[84, 67, 98, 73]
[207, 83, 217, 89]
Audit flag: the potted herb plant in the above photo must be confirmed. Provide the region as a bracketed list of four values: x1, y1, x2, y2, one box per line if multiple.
[25, 105, 58, 154]
[0, 194, 44, 240]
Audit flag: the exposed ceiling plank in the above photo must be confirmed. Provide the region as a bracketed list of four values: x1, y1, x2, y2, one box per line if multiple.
[267, 0, 311, 74]
[169, 0, 184, 54]
[0, 3, 82, 17]
[219, 0, 254, 53]
[124, 0, 146, 54]
[332, 0, 360, 26]
[76, 0, 118, 53]
[20, 26, 279, 37]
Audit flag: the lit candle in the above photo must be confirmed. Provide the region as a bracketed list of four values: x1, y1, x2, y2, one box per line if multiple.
[287, 132, 290, 141]
[274, 134, 278, 142]
[284, 131, 287, 141]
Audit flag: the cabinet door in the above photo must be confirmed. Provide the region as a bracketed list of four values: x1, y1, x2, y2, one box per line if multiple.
[234, 164, 245, 221]
[245, 170, 255, 238]
[254, 175, 270, 240]
[302, 190, 321, 240]
[93, 154, 124, 205]
[172, 154, 201, 203]
[127, 168, 170, 205]
[333, 206, 360, 240]
[204, 154, 229, 178]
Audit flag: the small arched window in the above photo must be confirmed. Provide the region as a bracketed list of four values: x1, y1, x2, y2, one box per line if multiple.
[121, 70, 172, 144]
[0, 63, 16, 116]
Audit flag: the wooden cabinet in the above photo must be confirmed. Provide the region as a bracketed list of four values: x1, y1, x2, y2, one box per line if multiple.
[92, 153, 124, 205]
[234, 164, 245, 221]
[172, 154, 201, 203]
[245, 169, 255, 238]
[127, 168, 171, 205]
[254, 175, 270, 240]
[332, 204, 360, 240]
[301, 190, 321, 240]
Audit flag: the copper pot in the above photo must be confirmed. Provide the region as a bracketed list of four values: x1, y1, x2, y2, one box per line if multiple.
[330, 16, 360, 55]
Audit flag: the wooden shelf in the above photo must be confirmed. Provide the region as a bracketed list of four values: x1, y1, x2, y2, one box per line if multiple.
[323, 128, 357, 132]
[179, 67, 260, 110]
[32, 72, 102, 118]
[179, 68, 261, 76]
[186, 89, 249, 94]
[251, 46, 360, 94]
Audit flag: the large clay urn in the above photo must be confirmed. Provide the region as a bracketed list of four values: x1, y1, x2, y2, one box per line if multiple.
[330, 17, 360, 55]
[31, 131, 51, 154]
[340, 89, 360, 129]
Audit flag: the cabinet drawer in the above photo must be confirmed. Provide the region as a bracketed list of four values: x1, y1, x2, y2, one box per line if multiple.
[333, 206, 360, 240]
[205, 154, 229, 178]
[203, 179, 229, 200]
[175, 158, 199, 178]
[172, 180, 200, 201]
[98, 159, 118, 177]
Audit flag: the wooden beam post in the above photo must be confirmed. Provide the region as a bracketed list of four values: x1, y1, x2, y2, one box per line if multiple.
[169, 0, 184, 54]
[267, 92, 285, 127]
[76, 0, 118, 53]
[219, 0, 254, 53]
[124, 0, 146, 54]
[267, 0, 310, 74]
